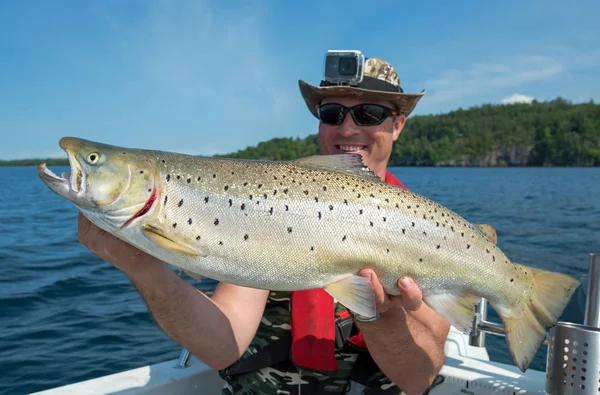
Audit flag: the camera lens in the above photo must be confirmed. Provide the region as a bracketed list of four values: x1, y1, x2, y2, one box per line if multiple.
[338, 57, 357, 75]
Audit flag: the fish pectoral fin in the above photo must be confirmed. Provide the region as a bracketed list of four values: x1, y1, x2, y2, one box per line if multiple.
[292, 154, 383, 183]
[423, 292, 480, 334]
[142, 223, 205, 256]
[324, 275, 376, 317]
[476, 224, 498, 245]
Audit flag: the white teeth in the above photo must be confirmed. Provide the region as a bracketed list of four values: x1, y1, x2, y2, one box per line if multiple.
[339, 145, 366, 151]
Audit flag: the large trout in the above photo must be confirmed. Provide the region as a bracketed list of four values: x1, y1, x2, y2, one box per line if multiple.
[37, 137, 580, 372]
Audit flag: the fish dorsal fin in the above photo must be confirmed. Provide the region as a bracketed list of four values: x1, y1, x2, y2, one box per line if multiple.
[292, 154, 382, 182]
[476, 223, 498, 245]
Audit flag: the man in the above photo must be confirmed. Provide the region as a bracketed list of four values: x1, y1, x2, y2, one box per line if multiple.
[76, 53, 450, 395]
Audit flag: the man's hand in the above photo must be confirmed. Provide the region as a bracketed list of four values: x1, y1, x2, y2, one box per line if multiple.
[358, 268, 423, 314]
[77, 211, 161, 273]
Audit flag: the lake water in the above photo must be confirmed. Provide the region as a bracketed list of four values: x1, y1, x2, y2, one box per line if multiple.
[1, 165, 599, 394]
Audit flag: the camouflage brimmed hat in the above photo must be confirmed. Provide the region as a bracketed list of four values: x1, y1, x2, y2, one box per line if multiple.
[298, 57, 426, 119]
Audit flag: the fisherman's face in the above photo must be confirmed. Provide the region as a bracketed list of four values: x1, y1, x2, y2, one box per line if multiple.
[318, 96, 406, 180]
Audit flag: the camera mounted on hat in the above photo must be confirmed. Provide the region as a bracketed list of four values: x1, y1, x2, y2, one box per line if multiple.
[320, 49, 403, 93]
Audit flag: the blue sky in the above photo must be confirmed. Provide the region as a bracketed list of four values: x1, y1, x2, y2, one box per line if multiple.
[1, 0, 599, 160]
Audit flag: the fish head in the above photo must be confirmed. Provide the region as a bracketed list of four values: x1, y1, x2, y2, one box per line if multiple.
[38, 137, 158, 231]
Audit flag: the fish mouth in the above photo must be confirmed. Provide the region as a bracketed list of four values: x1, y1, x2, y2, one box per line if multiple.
[37, 151, 85, 198]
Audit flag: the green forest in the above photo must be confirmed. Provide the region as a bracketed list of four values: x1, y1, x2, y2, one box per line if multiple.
[3, 98, 599, 167]
[218, 98, 600, 167]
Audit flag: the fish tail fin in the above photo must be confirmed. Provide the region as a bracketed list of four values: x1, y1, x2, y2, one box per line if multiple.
[492, 264, 580, 372]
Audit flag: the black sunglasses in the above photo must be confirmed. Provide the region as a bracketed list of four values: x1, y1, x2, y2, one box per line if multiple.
[317, 103, 398, 126]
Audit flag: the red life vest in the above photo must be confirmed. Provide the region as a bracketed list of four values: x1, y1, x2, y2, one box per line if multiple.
[290, 170, 409, 373]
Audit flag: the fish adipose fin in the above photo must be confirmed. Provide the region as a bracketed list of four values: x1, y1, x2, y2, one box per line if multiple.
[475, 223, 498, 245]
[424, 292, 480, 334]
[324, 275, 377, 317]
[492, 264, 580, 372]
[142, 223, 205, 256]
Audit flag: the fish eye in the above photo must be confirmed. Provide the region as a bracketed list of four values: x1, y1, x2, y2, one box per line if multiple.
[87, 152, 100, 164]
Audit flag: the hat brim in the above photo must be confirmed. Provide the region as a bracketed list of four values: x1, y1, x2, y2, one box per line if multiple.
[298, 79, 426, 119]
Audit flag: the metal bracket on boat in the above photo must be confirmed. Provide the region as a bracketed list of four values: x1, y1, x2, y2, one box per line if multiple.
[174, 348, 191, 369]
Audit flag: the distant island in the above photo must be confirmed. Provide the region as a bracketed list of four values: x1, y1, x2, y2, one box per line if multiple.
[3, 97, 599, 167]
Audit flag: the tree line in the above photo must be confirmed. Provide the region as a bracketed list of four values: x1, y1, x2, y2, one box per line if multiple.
[3, 97, 598, 167]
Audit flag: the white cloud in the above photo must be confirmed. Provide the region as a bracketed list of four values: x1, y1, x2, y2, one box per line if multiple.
[500, 93, 536, 104]
[423, 55, 563, 105]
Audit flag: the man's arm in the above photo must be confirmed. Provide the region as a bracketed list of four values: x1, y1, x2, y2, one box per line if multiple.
[356, 270, 450, 395]
[77, 213, 268, 370]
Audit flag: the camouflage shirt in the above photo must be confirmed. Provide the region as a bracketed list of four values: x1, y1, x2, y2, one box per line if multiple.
[219, 291, 406, 395]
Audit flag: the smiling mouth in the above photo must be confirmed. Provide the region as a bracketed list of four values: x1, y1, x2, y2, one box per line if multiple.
[38, 152, 85, 195]
[335, 144, 367, 152]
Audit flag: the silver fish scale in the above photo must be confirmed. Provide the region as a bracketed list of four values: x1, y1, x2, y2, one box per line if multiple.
[125, 156, 526, 305]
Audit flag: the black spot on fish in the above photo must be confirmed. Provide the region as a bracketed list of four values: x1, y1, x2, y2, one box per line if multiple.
[214, 219, 219, 226]
[164, 195, 168, 205]
[269, 207, 274, 215]
[176, 175, 181, 179]
[243, 182, 248, 186]
[344, 199, 348, 205]
[493, 255, 496, 262]
[402, 229, 406, 234]
[219, 241, 223, 245]
[285, 205, 289, 211]
[140, 170, 144, 174]
[178, 199, 184, 207]
[467, 244, 471, 249]
[241, 203, 245, 210]
[486, 248, 490, 253]
[436, 222, 439, 227]
[224, 185, 229, 191]
[419, 258, 423, 262]
[283, 189, 288, 194]
[423, 231, 427, 236]
[407, 205, 411, 209]
[196, 235, 201, 241]
[263, 193, 268, 199]
[323, 186, 327, 191]
[357, 193, 361, 198]
[386, 248, 389, 253]
[395, 203, 399, 209]
[213, 174, 216, 178]
[318, 211, 322, 219]
[342, 235, 347, 241]
[329, 205, 334, 211]
[161, 159, 165, 163]
[359, 209, 363, 215]
[187, 178, 191, 183]
[385, 198, 389, 203]
[383, 217, 386, 222]
[166, 174, 170, 181]
[228, 199, 232, 207]
[188, 218, 192, 225]
[197, 177, 201, 181]
[370, 193, 375, 198]
[315, 197, 319, 202]
[412, 222, 415, 227]
[244, 234, 249, 241]
[148, 188, 151, 192]
[436, 244, 440, 249]
[172, 223, 177, 228]
[310, 246, 314, 251]
[249, 194, 253, 200]
[461, 232, 465, 237]
[204, 197, 209, 203]
[258, 184, 262, 188]
[304, 190, 309, 195]
[370, 221, 374, 227]
[287, 227, 292, 233]
[510, 278, 514, 282]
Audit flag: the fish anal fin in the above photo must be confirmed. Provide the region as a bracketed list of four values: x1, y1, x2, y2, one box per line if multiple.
[142, 223, 204, 256]
[476, 224, 498, 245]
[324, 275, 376, 317]
[424, 292, 479, 334]
[293, 154, 382, 182]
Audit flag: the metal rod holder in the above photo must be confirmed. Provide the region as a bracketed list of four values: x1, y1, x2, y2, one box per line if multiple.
[583, 253, 600, 328]
[174, 348, 191, 369]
